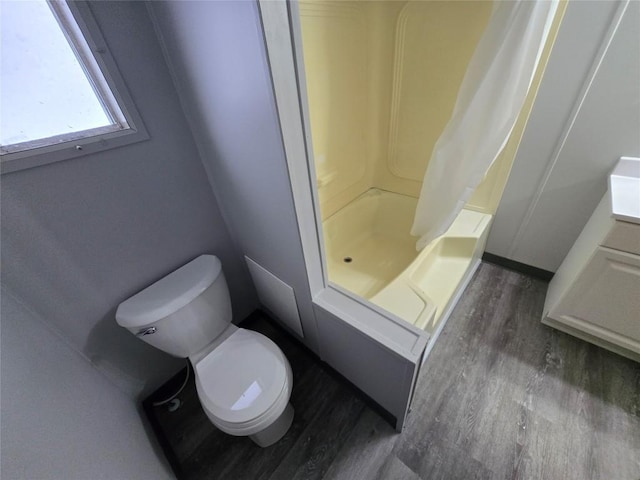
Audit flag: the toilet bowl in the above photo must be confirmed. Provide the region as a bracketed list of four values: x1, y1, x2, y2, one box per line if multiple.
[115, 255, 294, 447]
[194, 327, 294, 447]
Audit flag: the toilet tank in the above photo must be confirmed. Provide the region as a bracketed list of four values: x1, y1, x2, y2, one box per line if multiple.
[115, 255, 232, 358]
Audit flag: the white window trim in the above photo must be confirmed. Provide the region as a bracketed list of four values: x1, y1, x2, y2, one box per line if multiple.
[1, 1, 149, 175]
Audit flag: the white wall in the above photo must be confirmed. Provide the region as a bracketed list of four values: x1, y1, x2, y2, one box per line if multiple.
[487, 0, 640, 271]
[149, 1, 321, 354]
[1, 288, 174, 480]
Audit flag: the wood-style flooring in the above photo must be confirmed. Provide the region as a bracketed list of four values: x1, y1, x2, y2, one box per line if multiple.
[144, 262, 640, 480]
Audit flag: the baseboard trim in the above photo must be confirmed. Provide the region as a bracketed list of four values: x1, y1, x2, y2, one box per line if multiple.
[482, 252, 554, 281]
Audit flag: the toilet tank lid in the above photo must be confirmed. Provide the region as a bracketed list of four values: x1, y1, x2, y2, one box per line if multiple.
[116, 255, 222, 328]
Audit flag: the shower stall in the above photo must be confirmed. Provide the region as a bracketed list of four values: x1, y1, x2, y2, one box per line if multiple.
[297, 0, 564, 336]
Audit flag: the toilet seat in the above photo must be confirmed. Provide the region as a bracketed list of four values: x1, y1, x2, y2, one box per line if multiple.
[208, 377, 292, 436]
[194, 329, 292, 435]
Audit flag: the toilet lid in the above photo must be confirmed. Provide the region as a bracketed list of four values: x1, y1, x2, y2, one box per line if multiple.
[195, 329, 288, 425]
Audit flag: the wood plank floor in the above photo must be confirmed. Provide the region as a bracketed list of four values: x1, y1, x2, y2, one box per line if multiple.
[144, 262, 640, 480]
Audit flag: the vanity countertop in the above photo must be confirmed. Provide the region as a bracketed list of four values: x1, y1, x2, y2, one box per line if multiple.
[609, 156, 640, 224]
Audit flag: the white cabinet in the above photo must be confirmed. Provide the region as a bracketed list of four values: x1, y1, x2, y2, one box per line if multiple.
[543, 189, 640, 362]
[549, 246, 640, 352]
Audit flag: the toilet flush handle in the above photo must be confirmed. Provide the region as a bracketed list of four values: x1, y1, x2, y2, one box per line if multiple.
[137, 326, 157, 337]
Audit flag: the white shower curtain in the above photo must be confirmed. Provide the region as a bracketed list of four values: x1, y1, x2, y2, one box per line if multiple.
[411, 0, 559, 250]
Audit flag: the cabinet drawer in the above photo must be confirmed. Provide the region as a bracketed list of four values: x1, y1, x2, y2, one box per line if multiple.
[551, 246, 640, 353]
[602, 220, 640, 255]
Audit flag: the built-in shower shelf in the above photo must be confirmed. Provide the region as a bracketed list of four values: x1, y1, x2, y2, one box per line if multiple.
[370, 209, 491, 334]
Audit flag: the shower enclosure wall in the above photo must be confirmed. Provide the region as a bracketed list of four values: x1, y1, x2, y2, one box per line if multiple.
[298, 0, 563, 335]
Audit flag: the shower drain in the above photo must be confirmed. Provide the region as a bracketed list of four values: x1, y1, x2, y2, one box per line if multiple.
[343, 257, 353, 263]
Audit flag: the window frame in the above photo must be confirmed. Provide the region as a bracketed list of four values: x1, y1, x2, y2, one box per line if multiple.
[1, 1, 149, 175]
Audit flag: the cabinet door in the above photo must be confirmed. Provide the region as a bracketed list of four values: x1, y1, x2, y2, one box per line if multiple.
[552, 247, 640, 353]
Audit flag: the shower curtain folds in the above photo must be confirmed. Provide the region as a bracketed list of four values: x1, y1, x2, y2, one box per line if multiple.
[411, 0, 559, 251]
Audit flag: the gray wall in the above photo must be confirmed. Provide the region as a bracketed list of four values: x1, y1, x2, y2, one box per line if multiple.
[1, 1, 257, 476]
[1, 288, 174, 480]
[1, 1, 256, 397]
[149, 1, 321, 354]
[487, 0, 640, 271]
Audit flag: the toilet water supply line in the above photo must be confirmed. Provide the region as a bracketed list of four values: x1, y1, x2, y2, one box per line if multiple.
[152, 359, 191, 410]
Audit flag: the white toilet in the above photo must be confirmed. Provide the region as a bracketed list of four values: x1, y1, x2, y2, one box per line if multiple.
[115, 255, 294, 447]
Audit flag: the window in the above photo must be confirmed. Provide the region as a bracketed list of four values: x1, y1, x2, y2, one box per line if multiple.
[0, 0, 147, 174]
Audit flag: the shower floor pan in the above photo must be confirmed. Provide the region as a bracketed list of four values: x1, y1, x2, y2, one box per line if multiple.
[323, 189, 491, 333]
[327, 233, 416, 299]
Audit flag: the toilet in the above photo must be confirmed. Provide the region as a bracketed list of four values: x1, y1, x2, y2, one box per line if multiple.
[115, 255, 294, 447]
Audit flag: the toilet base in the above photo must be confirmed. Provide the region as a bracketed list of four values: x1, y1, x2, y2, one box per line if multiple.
[249, 403, 294, 448]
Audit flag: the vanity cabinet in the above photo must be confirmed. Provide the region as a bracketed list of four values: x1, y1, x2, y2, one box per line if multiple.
[543, 181, 640, 362]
